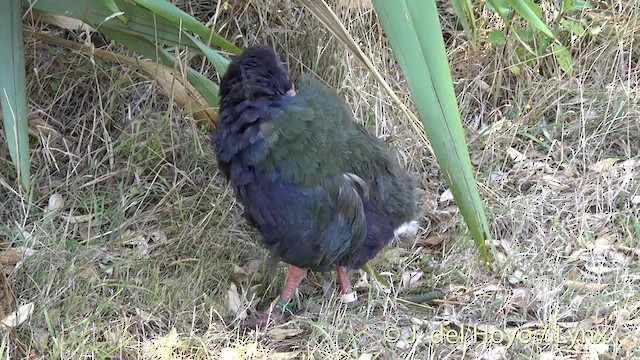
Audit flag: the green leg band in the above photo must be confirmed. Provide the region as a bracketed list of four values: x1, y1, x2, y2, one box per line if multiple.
[275, 297, 295, 312]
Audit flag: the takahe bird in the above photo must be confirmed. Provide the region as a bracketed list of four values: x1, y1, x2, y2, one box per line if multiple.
[212, 45, 418, 327]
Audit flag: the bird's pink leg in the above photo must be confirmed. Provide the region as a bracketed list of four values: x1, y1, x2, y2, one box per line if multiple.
[336, 266, 359, 307]
[336, 266, 353, 293]
[242, 264, 307, 329]
[280, 264, 307, 302]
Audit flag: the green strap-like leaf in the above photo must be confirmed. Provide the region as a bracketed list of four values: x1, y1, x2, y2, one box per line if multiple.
[99, 28, 220, 108]
[131, 0, 240, 55]
[102, 0, 128, 24]
[185, 33, 230, 76]
[25, 0, 232, 119]
[508, 0, 554, 38]
[24, 0, 234, 58]
[372, 0, 494, 266]
[450, 0, 477, 42]
[0, 0, 30, 190]
[486, 0, 512, 20]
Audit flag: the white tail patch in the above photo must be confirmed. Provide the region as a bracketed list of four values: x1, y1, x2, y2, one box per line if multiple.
[394, 220, 419, 238]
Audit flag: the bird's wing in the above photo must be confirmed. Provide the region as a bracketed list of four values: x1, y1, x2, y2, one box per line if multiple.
[252, 76, 368, 266]
[258, 75, 359, 192]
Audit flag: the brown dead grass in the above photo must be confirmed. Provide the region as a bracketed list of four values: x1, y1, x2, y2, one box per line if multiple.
[0, 0, 639, 359]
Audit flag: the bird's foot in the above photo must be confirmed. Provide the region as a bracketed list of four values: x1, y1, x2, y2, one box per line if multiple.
[239, 297, 295, 330]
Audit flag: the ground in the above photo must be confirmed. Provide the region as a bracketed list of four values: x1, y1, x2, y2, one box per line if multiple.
[0, 0, 639, 359]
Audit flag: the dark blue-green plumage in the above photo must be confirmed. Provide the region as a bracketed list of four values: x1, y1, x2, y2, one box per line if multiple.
[212, 45, 417, 273]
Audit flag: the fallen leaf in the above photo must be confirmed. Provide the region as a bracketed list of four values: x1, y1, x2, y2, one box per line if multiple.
[1, 303, 34, 329]
[61, 214, 93, 223]
[477, 345, 507, 360]
[608, 249, 632, 264]
[608, 309, 630, 324]
[231, 264, 249, 283]
[511, 288, 528, 307]
[122, 231, 150, 259]
[135, 308, 161, 322]
[245, 259, 263, 275]
[34, 12, 95, 32]
[77, 223, 95, 242]
[565, 267, 582, 281]
[219, 347, 238, 360]
[31, 327, 50, 349]
[270, 352, 302, 360]
[489, 171, 507, 183]
[507, 147, 526, 162]
[0, 248, 24, 265]
[586, 342, 608, 357]
[563, 280, 608, 293]
[594, 234, 617, 247]
[400, 271, 423, 290]
[584, 265, 619, 275]
[148, 229, 168, 245]
[473, 284, 504, 295]
[540, 174, 571, 190]
[265, 326, 303, 340]
[439, 189, 454, 202]
[227, 283, 246, 319]
[47, 193, 64, 212]
[141, 328, 183, 358]
[508, 269, 526, 284]
[590, 158, 617, 173]
[354, 270, 369, 289]
[619, 158, 640, 170]
[1, 247, 37, 274]
[478, 119, 514, 137]
[620, 335, 639, 351]
[512, 160, 553, 173]
[76, 264, 99, 280]
[417, 232, 447, 246]
[539, 352, 555, 360]
[27, 113, 63, 140]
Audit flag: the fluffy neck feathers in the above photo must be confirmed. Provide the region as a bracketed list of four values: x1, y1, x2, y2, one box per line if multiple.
[218, 45, 292, 120]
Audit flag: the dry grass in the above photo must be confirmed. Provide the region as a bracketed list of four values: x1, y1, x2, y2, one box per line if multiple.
[0, 0, 639, 359]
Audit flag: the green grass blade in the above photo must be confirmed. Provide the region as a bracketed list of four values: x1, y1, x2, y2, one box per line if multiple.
[0, 0, 30, 190]
[372, 0, 493, 266]
[99, 28, 220, 108]
[487, 0, 512, 20]
[25, 0, 232, 122]
[25, 0, 233, 58]
[26, 0, 196, 51]
[508, 0, 554, 38]
[186, 33, 230, 76]
[131, 0, 240, 55]
[101, 0, 128, 24]
[449, 0, 476, 42]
